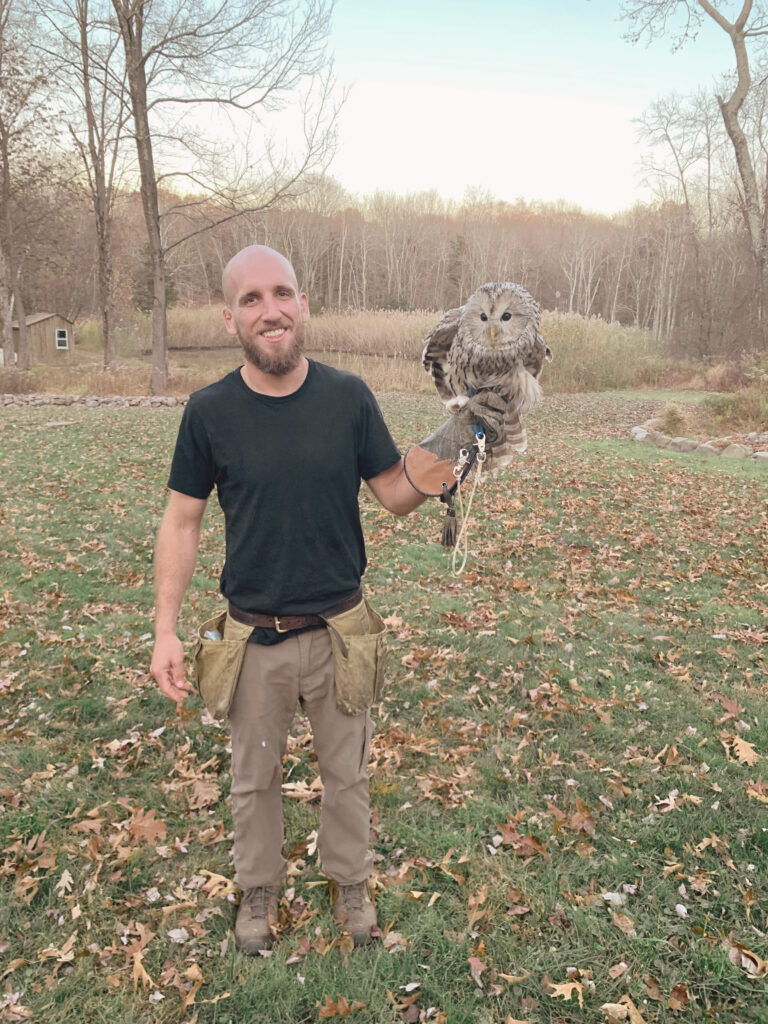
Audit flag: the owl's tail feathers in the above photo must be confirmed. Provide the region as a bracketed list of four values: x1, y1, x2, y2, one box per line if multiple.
[510, 368, 542, 416]
[483, 370, 541, 470]
[485, 409, 527, 470]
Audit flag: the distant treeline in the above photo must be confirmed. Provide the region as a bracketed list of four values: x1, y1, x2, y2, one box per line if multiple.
[15, 180, 763, 363]
[5, 0, 768, 389]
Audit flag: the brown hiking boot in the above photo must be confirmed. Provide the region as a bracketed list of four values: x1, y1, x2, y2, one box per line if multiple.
[235, 885, 279, 954]
[331, 880, 377, 946]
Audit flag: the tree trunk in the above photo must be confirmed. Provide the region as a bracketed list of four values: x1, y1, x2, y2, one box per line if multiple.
[13, 284, 28, 370]
[0, 245, 12, 361]
[94, 207, 116, 372]
[0, 139, 28, 369]
[113, 0, 169, 393]
[78, 0, 118, 373]
[698, 0, 768, 342]
[101, 277, 116, 372]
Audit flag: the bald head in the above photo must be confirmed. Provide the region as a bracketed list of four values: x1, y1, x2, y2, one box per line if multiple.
[222, 245, 300, 307]
[221, 243, 309, 377]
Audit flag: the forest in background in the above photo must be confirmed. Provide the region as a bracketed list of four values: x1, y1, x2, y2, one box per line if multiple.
[4, 0, 768, 389]
[8, 175, 768, 361]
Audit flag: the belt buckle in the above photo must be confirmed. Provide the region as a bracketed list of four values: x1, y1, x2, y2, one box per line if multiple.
[274, 616, 290, 633]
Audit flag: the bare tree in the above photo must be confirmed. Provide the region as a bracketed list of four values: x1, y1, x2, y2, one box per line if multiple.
[34, 0, 131, 372]
[622, 0, 768, 343]
[636, 88, 736, 349]
[111, 0, 340, 393]
[0, 0, 61, 370]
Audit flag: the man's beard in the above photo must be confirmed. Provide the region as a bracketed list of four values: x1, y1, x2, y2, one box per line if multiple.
[239, 320, 305, 376]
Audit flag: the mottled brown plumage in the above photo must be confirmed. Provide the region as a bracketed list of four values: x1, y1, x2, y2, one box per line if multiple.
[422, 282, 551, 468]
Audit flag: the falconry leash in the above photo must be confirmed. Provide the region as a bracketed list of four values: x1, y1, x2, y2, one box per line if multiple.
[443, 426, 487, 576]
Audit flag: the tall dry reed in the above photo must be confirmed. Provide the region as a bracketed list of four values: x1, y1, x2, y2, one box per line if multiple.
[9, 308, 709, 396]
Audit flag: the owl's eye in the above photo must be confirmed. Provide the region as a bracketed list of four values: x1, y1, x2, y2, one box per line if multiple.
[480, 313, 488, 321]
[501, 312, 512, 321]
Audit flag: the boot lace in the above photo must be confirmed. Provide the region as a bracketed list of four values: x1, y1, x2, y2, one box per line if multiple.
[244, 885, 277, 918]
[339, 882, 367, 911]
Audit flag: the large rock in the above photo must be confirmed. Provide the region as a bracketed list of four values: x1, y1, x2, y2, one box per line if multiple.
[630, 427, 648, 441]
[695, 443, 720, 456]
[752, 451, 768, 461]
[668, 437, 699, 452]
[720, 443, 752, 459]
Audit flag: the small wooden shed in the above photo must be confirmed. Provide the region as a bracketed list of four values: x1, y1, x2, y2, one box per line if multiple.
[11, 313, 74, 364]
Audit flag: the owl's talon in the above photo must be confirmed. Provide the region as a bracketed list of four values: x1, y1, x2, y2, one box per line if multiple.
[446, 395, 469, 412]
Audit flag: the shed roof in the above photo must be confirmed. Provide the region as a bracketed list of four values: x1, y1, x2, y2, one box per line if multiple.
[11, 312, 73, 328]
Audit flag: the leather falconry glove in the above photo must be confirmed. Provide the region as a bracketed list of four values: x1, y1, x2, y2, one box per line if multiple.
[403, 390, 507, 499]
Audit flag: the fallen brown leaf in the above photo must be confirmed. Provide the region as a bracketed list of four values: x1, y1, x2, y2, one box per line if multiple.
[550, 980, 584, 1007]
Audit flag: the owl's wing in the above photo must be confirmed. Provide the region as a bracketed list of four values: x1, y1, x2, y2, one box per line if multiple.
[422, 306, 462, 402]
[527, 330, 553, 379]
[515, 328, 552, 381]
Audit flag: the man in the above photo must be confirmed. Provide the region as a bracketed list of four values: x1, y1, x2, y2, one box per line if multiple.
[150, 245, 505, 954]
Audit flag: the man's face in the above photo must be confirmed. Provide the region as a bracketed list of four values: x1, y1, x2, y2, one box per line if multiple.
[222, 251, 310, 376]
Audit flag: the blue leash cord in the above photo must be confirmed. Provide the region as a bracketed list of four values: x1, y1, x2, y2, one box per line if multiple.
[466, 389, 485, 446]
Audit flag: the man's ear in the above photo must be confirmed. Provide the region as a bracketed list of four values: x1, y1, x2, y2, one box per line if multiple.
[222, 306, 236, 335]
[300, 293, 310, 320]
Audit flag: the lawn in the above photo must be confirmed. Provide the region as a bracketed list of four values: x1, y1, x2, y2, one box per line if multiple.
[0, 391, 766, 1024]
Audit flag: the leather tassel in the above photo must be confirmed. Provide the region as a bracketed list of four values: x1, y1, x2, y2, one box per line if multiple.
[440, 483, 457, 548]
[441, 508, 457, 547]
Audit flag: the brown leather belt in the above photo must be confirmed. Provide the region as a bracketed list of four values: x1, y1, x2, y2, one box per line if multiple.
[227, 587, 363, 634]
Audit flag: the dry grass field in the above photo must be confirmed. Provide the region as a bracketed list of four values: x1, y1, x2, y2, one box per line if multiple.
[2, 308, 714, 399]
[4, 308, 767, 438]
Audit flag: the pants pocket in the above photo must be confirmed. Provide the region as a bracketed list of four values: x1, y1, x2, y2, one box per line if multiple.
[193, 610, 252, 720]
[359, 713, 374, 774]
[326, 599, 388, 716]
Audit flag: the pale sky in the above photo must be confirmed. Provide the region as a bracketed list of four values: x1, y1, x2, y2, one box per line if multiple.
[326, 0, 736, 215]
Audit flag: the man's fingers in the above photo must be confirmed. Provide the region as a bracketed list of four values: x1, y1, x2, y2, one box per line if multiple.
[169, 670, 191, 692]
[471, 389, 506, 411]
[466, 392, 506, 444]
[170, 657, 189, 689]
[151, 638, 191, 703]
[159, 670, 191, 702]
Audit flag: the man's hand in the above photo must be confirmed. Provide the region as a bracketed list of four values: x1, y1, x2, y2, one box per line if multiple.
[415, 391, 508, 463]
[402, 390, 509, 497]
[151, 632, 191, 703]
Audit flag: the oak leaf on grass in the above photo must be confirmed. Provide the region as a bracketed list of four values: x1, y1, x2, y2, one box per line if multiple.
[550, 981, 584, 1006]
[318, 995, 366, 1018]
[612, 912, 637, 938]
[127, 808, 167, 845]
[601, 995, 648, 1023]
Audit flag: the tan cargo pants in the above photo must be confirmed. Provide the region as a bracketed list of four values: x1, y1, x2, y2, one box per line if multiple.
[228, 598, 374, 889]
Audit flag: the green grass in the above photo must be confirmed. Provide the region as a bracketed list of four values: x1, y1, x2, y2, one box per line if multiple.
[1, 392, 767, 1023]
[607, 389, 719, 404]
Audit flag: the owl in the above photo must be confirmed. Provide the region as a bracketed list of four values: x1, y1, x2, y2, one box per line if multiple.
[421, 282, 552, 469]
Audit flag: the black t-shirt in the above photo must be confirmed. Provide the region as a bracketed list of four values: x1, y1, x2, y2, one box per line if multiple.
[168, 361, 401, 622]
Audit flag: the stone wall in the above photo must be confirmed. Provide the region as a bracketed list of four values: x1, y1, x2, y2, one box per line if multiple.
[631, 423, 768, 461]
[1, 394, 185, 408]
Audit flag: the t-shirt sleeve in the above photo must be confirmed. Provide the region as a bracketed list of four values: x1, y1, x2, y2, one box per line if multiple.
[356, 383, 402, 480]
[167, 400, 216, 499]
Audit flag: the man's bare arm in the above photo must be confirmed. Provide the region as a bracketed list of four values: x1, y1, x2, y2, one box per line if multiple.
[150, 489, 207, 702]
[365, 458, 427, 516]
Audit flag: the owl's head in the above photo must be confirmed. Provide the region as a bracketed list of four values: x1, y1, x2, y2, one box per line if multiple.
[460, 282, 540, 351]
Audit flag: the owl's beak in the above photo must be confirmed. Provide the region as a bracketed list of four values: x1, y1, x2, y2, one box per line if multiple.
[489, 325, 497, 345]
